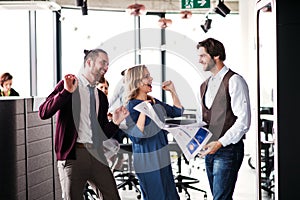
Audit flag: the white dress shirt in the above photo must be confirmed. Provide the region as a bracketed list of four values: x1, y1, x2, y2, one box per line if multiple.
[199, 66, 251, 147]
[76, 74, 100, 144]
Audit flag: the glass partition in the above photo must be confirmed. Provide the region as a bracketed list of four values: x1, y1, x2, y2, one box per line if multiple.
[0, 10, 30, 97]
[256, 0, 276, 199]
[36, 10, 56, 97]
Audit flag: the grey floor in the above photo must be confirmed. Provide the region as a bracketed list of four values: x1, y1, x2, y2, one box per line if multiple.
[116, 154, 273, 200]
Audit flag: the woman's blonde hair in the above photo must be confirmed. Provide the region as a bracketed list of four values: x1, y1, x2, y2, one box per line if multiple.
[124, 64, 154, 104]
[124, 64, 145, 103]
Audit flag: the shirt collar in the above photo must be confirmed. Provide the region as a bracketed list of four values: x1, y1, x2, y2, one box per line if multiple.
[212, 65, 229, 81]
[78, 74, 94, 87]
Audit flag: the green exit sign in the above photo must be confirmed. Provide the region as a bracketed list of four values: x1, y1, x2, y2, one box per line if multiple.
[181, 0, 211, 9]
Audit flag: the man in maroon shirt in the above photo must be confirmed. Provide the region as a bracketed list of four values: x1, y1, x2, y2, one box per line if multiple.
[39, 48, 129, 200]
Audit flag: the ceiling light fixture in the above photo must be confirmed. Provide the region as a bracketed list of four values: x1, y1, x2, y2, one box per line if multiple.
[180, 10, 192, 19]
[75, 0, 87, 15]
[81, 0, 87, 15]
[201, 16, 212, 33]
[158, 18, 172, 29]
[214, 0, 230, 17]
[126, 3, 146, 16]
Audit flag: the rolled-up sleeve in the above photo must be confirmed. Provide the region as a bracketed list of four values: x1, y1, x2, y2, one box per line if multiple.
[219, 74, 251, 146]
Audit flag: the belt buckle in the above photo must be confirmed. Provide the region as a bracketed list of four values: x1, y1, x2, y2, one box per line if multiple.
[85, 143, 93, 149]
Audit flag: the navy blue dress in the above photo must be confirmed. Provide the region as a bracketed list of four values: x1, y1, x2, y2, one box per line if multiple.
[124, 98, 183, 200]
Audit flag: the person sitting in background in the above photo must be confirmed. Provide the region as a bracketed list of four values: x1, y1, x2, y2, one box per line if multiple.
[97, 76, 112, 120]
[97, 76, 109, 96]
[97, 76, 126, 171]
[0, 72, 19, 96]
[107, 69, 127, 143]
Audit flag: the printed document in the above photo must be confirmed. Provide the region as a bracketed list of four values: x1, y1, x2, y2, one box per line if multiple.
[134, 101, 212, 160]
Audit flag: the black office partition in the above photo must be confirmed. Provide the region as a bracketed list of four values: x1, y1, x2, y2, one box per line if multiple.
[276, 0, 300, 199]
[0, 98, 61, 200]
[256, 0, 300, 199]
[0, 99, 17, 199]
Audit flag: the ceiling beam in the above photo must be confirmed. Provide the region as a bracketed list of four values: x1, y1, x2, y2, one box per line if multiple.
[55, 0, 239, 13]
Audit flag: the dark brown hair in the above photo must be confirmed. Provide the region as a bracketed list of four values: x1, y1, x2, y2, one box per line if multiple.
[83, 48, 107, 64]
[0, 72, 13, 87]
[197, 38, 226, 61]
[98, 76, 109, 86]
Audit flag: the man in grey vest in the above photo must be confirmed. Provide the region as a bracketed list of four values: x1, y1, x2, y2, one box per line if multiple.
[197, 38, 251, 200]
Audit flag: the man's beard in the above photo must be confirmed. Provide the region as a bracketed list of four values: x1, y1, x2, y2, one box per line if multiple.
[205, 59, 216, 71]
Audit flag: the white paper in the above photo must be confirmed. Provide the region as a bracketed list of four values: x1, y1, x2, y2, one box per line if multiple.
[164, 123, 212, 160]
[103, 138, 120, 160]
[133, 101, 212, 160]
[133, 101, 165, 128]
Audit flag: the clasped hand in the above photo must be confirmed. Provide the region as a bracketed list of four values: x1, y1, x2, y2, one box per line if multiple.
[199, 141, 223, 157]
[162, 80, 175, 93]
[64, 74, 78, 93]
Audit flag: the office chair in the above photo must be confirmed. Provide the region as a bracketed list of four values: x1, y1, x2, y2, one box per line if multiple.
[83, 183, 102, 200]
[169, 142, 207, 200]
[83, 136, 132, 200]
[166, 114, 207, 200]
[260, 118, 275, 197]
[83, 138, 121, 200]
[259, 107, 275, 197]
[114, 143, 142, 200]
[248, 107, 274, 198]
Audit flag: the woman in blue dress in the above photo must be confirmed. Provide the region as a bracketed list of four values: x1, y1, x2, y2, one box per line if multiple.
[122, 64, 183, 200]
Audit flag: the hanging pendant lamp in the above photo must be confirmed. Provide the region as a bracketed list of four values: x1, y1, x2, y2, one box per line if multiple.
[158, 18, 172, 29]
[126, 3, 146, 16]
[180, 10, 192, 19]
